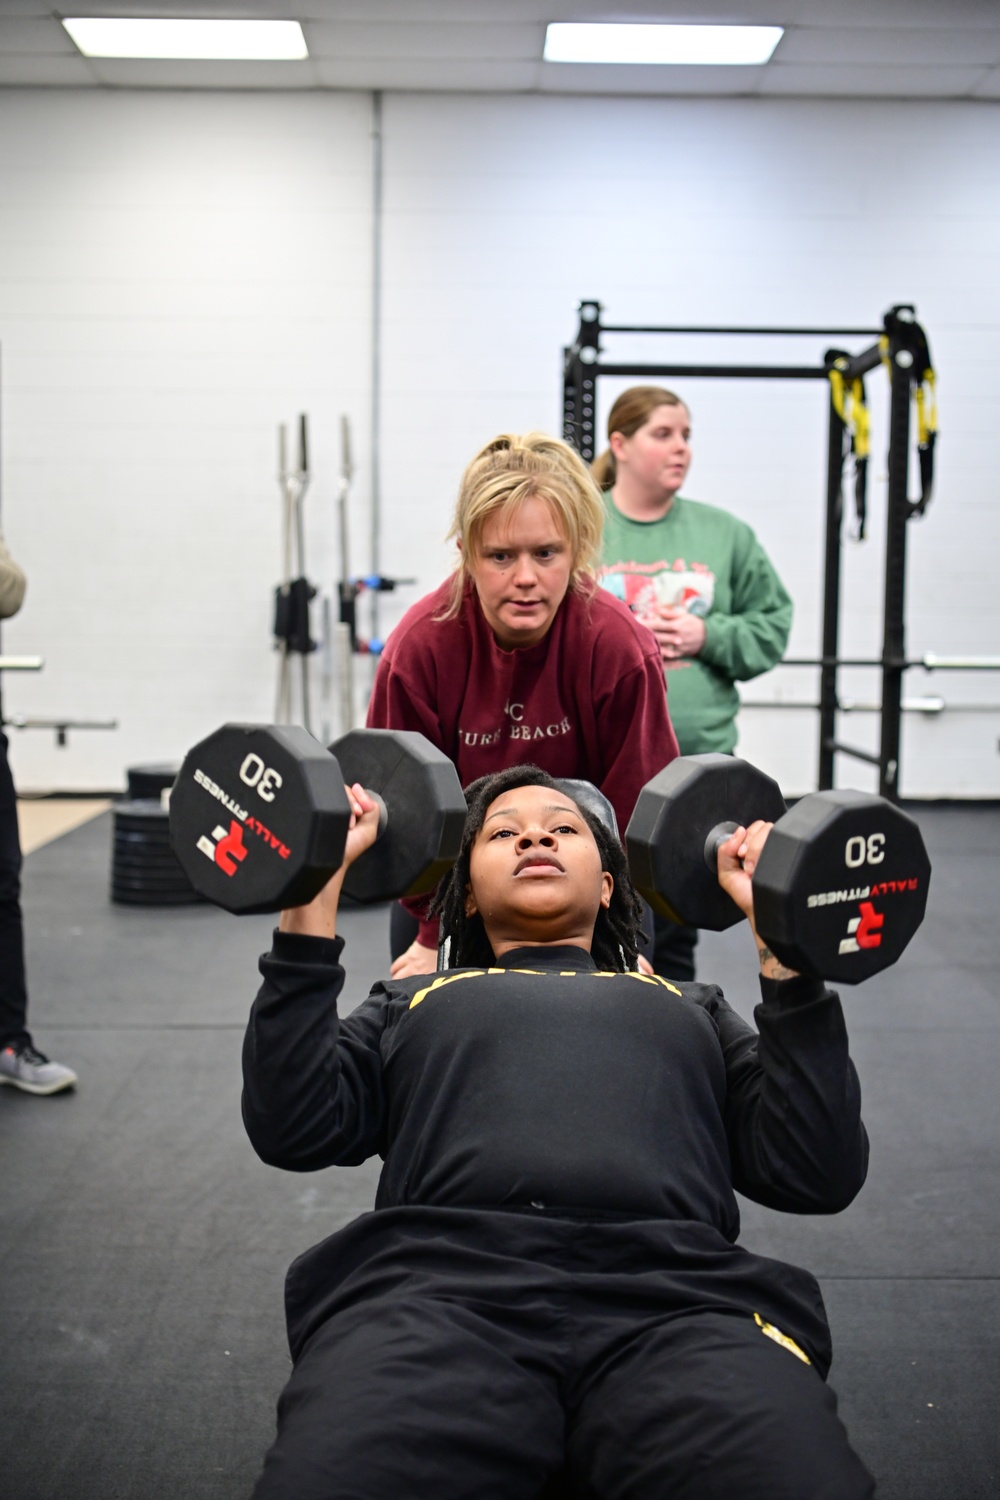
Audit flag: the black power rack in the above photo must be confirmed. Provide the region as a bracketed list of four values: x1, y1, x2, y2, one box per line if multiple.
[563, 302, 939, 800]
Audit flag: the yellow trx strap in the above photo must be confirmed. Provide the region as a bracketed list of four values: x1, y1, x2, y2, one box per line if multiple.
[915, 368, 937, 448]
[913, 366, 937, 515]
[867, 335, 937, 517]
[851, 377, 870, 460]
[828, 364, 848, 424]
[827, 362, 869, 539]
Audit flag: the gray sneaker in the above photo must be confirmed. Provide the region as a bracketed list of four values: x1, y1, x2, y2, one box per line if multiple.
[0, 1043, 77, 1095]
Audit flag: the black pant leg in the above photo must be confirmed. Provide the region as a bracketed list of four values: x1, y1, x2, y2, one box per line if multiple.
[0, 732, 29, 1049]
[569, 1307, 874, 1500]
[253, 1294, 565, 1500]
[651, 912, 698, 982]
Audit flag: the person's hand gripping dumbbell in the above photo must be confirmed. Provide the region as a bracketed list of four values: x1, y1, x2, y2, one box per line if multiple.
[627, 754, 931, 984]
[279, 782, 381, 940]
[713, 818, 800, 980]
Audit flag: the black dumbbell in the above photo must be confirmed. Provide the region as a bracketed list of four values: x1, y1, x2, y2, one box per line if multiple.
[626, 754, 931, 984]
[168, 724, 468, 915]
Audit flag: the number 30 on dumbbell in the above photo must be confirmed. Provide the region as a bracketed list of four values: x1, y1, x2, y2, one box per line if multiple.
[168, 724, 468, 914]
[626, 755, 931, 984]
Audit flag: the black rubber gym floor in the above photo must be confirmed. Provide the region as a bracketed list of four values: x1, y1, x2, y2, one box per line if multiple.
[1, 805, 997, 1499]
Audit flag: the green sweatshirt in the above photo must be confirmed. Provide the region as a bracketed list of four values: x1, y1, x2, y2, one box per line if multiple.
[599, 494, 792, 755]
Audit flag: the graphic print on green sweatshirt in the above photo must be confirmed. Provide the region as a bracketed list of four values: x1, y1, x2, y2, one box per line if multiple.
[599, 494, 792, 755]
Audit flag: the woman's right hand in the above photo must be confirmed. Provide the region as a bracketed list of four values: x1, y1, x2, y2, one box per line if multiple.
[390, 939, 439, 978]
[279, 784, 380, 939]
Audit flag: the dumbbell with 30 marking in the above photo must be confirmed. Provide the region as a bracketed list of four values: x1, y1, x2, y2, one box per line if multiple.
[168, 724, 468, 914]
[626, 754, 931, 983]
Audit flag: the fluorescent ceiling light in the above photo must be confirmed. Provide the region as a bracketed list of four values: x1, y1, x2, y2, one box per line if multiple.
[62, 18, 308, 61]
[543, 23, 782, 66]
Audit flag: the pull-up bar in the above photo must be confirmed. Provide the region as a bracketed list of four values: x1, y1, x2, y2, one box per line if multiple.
[562, 302, 937, 800]
[600, 324, 883, 337]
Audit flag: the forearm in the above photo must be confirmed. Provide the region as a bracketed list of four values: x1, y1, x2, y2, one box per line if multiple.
[241, 931, 385, 1171]
[729, 976, 868, 1213]
[279, 870, 346, 940]
[748, 914, 799, 982]
[700, 604, 792, 681]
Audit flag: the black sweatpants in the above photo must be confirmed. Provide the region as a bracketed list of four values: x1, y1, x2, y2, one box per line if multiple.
[252, 1209, 874, 1500]
[0, 732, 29, 1050]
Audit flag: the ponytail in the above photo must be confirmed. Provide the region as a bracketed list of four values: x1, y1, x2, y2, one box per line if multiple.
[591, 447, 616, 489]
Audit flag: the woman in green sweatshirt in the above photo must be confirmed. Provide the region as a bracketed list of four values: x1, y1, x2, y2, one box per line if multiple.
[594, 386, 792, 978]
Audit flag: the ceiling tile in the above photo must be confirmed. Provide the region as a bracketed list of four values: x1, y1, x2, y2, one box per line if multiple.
[0, 18, 79, 54]
[0, 55, 96, 85]
[302, 1, 548, 19]
[312, 56, 541, 90]
[83, 58, 321, 90]
[971, 67, 1000, 98]
[539, 62, 768, 96]
[760, 63, 991, 97]
[744, 0, 1000, 24]
[776, 26, 1000, 66]
[303, 21, 543, 62]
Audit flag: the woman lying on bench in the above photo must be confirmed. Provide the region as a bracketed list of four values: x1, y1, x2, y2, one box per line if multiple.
[242, 763, 875, 1500]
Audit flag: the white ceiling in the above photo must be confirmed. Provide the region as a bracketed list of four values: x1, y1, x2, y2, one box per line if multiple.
[1, 0, 999, 99]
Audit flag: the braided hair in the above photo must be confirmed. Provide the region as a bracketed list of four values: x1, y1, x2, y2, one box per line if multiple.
[430, 764, 645, 972]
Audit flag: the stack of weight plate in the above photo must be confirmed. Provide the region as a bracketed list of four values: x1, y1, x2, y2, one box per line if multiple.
[111, 764, 201, 907]
[126, 762, 180, 803]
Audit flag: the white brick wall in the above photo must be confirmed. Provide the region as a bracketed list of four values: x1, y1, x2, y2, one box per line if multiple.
[377, 93, 1000, 798]
[0, 87, 997, 795]
[0, 88, 373, 790]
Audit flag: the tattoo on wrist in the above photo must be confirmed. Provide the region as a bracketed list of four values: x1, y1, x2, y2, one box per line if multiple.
[757, 943, 798, 980]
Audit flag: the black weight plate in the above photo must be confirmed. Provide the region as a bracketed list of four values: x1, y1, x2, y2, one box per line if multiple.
[168, 723, 351, 915]
[331, 729, 467, 904]
[112, 845, 186, 865]
[111, 886, 202, 906]
[112, 878, 198, 897]
[111, 865, 192, 887]
[111, 849, 190, 873]
[112, 844, 183, 865]
[625, 754, 787, 930]
[752, 791, 931, 984]
[114, 828, 174, 846]
[113, 849, 178, 868]
[127, 763, 180, 800]
[114, 802, 171, 830]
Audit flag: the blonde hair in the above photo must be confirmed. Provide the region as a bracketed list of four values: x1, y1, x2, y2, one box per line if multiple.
[440, 432, 604, 619]
[591, 386, 687, 489]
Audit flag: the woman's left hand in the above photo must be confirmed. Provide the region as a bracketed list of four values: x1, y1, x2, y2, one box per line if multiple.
[716, 822, 798, 979]
[650, 605, 706, 661]
[715, 820, 771, 922]
[390, 939, 439, 978]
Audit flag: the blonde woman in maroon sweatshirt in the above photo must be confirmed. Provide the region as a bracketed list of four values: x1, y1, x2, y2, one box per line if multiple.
[367, 432, 679, 977]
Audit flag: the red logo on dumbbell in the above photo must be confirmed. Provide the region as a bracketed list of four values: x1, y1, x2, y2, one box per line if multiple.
[838, 900, 884, 955]
[196, 820, 249, 878]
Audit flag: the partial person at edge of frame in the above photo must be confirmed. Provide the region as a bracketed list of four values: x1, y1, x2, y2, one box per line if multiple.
[0, 534, 78, 1096]
[366, 430, 680, 978]
[593, 386, 792, 983]
[241, 765, 874, 1500]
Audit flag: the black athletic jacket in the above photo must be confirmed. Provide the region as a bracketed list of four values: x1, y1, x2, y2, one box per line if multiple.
[242, 939, 868, 1243]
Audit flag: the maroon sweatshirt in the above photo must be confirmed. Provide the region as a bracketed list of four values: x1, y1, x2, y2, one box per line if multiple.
[367, 578, 679, 948]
